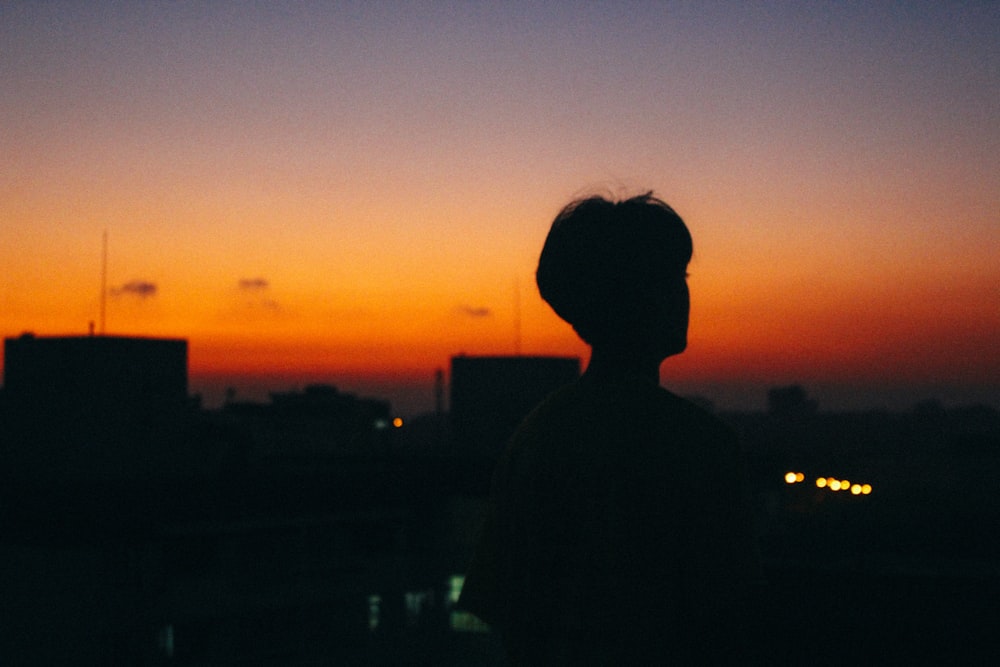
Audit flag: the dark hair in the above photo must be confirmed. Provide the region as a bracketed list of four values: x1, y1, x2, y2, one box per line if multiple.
[536, 192, 692, 345]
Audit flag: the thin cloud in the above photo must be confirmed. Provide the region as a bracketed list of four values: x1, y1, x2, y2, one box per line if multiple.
[111, 280, 157, 298]
[238, 277, 269, 291]
[235, 277, 281, 313]
[457, 304, 492, 318]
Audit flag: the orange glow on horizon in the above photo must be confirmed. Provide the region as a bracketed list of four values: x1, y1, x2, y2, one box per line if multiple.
[3, 3, 998, 416]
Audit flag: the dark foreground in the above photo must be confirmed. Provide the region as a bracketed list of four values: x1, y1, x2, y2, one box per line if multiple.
[1, 463, 998, 665]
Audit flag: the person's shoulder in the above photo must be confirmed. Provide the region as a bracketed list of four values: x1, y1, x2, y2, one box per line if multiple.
[492, 381, 595, 487]
[506, 378, 635, 461]
[654, 387, 726, 422]
[499, 380, 576, 446]
[517, 378, 614, 424]
[654, 388, 738, 447]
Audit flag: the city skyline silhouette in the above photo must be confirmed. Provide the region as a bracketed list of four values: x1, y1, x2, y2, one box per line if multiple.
[2, 331, 999, 664]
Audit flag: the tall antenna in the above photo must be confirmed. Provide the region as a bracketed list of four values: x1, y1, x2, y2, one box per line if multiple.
[513, 278, 522, 355]
[100, 230, 107, 335]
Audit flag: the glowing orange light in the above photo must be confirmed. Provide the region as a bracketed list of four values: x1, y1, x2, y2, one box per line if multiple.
[850, 484, 862, 495]
[829, 480, 842, 491]
[861, 484, 872, 495]
[816, 478, 827, 488]
[392, 417, 403, 428]
[785, 472, 797, 484]
[795, 472, 804, 483]
[840, 480, 850, 491]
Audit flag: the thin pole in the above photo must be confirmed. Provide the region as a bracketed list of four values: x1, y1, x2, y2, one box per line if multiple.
[513, 278, 522, 355]
[100, 230, 107, 335]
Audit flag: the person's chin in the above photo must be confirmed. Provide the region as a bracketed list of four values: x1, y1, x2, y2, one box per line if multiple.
[659, 338, 687, 359]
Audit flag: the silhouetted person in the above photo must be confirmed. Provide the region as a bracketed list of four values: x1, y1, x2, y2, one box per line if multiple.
[459, 193, 762, 664]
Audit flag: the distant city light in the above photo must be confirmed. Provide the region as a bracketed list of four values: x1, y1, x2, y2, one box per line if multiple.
[795, 472, 804, 482]
[392, 417, 404, 428]
[785, 472, 798, 484]
[804, 474, 874, 496]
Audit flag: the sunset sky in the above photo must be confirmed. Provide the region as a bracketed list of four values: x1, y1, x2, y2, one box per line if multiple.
[3, 2, 998, 415]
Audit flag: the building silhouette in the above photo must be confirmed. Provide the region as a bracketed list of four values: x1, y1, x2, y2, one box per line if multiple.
[4, 332, 187, 408]
[217, 383, 392, 461]
[2, 333, 190, 480]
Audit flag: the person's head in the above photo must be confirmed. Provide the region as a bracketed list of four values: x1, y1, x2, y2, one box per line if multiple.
[536, 192, 692, 358]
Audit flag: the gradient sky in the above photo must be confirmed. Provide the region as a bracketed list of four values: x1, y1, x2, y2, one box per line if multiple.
[3, 1, 998, 415]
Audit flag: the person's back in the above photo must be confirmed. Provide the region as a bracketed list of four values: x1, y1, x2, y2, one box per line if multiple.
[459, 193, 761, 664]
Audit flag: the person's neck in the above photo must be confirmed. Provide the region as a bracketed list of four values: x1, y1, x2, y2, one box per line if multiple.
[585, 344, 662, 387]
